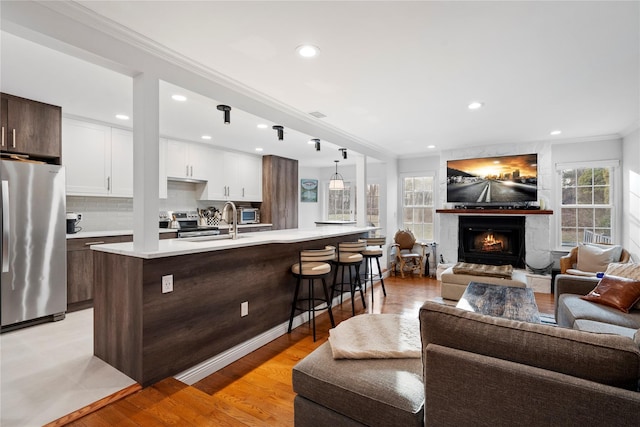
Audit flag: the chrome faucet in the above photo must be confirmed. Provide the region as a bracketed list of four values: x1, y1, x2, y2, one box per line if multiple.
[222, 201, 238, 239]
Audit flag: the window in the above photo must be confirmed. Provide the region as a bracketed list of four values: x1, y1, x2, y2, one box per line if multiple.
[558, 162, 617, 246]
[401, 175, 435, 241]
[328, 182, 352, 221]
[366, 183, 380, 227]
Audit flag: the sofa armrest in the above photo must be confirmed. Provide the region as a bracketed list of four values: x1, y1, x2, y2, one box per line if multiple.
[424, 344, 640, 425]
[559, 246, 578, 273]
[553, 273, 599, 319]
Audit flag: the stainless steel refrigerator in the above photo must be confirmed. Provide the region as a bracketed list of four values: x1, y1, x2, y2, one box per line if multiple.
[1, 160, 66, 329]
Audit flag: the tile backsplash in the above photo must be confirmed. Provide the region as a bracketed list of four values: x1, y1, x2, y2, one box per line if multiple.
[67, 181, 201, 232]
[66, 196, 133, 232]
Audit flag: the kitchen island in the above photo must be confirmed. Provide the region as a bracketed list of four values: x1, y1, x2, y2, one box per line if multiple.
[91, 226, 374, 386]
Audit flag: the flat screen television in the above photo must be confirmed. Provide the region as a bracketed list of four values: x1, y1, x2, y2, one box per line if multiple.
[446, 153, 538, 206]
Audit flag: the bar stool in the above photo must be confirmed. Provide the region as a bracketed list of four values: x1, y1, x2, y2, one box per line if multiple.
[288, 246, 336, 341]
[360, 237, 387, 302]
[331, 241, 367, 316]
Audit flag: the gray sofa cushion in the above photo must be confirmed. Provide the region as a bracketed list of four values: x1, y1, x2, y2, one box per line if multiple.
[574, 319, 638, 339]
[420, 301, 640, 390]
[558, 294, 640, 329]
[292, 341, 424, 427]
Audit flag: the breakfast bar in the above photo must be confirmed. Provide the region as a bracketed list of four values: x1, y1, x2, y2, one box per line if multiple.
[91, 226, 373, 386]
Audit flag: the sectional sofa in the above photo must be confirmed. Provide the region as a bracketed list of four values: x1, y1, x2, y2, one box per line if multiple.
[555, 273, 640, 338]
[293, 300, 640, 426]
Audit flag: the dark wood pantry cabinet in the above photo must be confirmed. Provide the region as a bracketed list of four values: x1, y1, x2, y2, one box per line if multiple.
[261, 155, 298, 230]
[1, 93, 62, 163]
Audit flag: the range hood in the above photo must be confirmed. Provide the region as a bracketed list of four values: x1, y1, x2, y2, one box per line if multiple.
[167, 176, 207, 184]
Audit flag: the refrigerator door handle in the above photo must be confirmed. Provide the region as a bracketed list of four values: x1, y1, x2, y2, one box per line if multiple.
[1, 180, 9, 273]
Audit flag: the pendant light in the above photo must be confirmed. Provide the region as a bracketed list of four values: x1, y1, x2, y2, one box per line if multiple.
[329, 160, 344, 190]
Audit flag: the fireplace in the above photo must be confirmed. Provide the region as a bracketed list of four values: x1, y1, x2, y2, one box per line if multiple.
[458, 216, 525, 268]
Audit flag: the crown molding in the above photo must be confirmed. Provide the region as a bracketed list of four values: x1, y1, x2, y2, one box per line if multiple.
[24, 1, 395, 162]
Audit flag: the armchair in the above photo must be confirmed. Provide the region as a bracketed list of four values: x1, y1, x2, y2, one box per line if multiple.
[390, 229, 427, 278]
[560, 243, 631, 276]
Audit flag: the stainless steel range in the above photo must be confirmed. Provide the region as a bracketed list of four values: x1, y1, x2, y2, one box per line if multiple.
[159, 210, 221, 238]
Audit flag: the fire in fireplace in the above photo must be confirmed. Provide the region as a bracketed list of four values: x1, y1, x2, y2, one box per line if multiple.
[458, 216, 525, 268]
[479, 232, 506, 252]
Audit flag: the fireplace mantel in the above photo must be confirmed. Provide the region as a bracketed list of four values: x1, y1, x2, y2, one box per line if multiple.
[436, 209, 553, 215]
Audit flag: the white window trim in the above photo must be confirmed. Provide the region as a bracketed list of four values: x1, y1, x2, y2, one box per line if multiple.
[398, 170, 437, 241]
[326, 180, 353, 221]
[554, 159, 621, 248]
[366, 180, 382, 227]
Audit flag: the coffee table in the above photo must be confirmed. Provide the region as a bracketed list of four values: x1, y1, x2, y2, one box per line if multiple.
[456, 281, 541, 323]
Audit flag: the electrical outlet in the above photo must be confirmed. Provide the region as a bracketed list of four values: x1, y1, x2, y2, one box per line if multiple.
[241, 301, 248, 317]
[162, 275, 173, 294]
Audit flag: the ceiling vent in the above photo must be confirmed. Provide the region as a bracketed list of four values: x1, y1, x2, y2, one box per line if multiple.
[309, 111, 327, 119]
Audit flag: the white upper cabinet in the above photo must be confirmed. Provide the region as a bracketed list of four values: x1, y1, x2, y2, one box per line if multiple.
[200, 147, 227, 200]
[110, 128, 133, 197]
[166, 139, 214, 182]
[64, 118, 164, 198]
[64, 118, 262, 202]
[63, 118, 111, 195]
[236, 153, 262, 201]
[204, 151, 262, 202]
[224, 152, 242, 199]
[165, 139, 191, 180]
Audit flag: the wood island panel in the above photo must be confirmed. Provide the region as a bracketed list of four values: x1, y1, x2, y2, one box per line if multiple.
[93, 233, 365, 386]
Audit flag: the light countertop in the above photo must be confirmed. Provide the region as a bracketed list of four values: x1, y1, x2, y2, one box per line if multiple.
[314, 220, 357, 225]
[90, 226, 376, 259]
[66, 224, 272, 239]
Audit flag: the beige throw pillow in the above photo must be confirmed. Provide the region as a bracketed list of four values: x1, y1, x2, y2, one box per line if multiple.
[576, 244, 622, 273]
[605, 263, 640, 309]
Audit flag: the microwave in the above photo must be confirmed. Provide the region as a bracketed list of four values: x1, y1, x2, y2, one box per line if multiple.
[238, 208, 260, 224]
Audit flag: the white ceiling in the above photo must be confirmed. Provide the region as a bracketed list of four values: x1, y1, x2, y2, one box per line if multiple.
[1, 1, 639, 167]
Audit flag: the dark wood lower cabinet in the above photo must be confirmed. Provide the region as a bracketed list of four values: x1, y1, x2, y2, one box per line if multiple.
[93, 232, 366, 386]
[66, 232, 177, 312]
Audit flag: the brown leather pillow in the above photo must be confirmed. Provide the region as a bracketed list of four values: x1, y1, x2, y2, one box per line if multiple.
[581, 275, 640, 313]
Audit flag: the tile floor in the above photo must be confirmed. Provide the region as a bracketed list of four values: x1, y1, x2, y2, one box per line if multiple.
[0, 309, 136, 426]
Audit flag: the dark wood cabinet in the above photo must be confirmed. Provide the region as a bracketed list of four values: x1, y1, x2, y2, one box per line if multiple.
[1, 93, 62, 163]
[66, 236, 128, 312]
[262, 155, 298, 230]
[66, 232, 177, 312]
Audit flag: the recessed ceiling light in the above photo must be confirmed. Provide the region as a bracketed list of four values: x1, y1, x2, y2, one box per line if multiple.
[201, 135, 212, 140]
[427, 145, 436, 149]
[468, 102, 484, 110]
[115, 114, 129, 120]
[172, 94, 187, 102]
[550, 130, 562, 136]
[255, 147, 264, 152]
[296, 45, 320, 58]
[257, 124, 268, 129]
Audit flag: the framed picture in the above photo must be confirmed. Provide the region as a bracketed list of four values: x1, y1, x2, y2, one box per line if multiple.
[300, 179, 318, 202]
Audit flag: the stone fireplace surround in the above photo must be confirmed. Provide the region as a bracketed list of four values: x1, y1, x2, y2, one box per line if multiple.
[437, 211, 552, 270]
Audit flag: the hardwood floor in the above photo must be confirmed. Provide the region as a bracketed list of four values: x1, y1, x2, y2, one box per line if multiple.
[66, 276, 554, 426]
